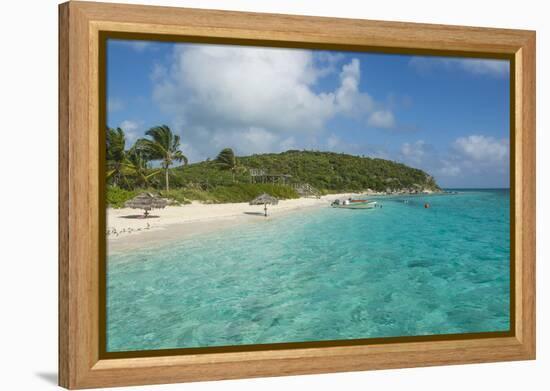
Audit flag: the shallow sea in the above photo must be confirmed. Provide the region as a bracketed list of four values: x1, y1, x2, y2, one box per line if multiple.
[106, 189, 510, 352]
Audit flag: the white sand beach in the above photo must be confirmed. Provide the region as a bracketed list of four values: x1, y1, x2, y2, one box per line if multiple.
[107, 193, 365, 251]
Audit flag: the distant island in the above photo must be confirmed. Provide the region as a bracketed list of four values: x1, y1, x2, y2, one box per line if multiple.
[106, 125, 441, 208]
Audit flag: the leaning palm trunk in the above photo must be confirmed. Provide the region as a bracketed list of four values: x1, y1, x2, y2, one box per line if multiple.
[164, 167, 170, 192]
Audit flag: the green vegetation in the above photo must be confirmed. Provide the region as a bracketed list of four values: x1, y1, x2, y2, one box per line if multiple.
[164, 184, 299, 204]
[208, 184, 298, 203]
[125, 149, 162, 188]
[135, 125, 188, 192]
[106, 126, 440, 208]
[173, 150, 440, 193]
[106, 187, 139, 208]
[106, 127, 128, 187]
[215, 148, 240, 182]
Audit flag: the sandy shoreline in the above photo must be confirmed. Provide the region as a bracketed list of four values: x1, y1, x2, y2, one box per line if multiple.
[107, 193, 364, 252]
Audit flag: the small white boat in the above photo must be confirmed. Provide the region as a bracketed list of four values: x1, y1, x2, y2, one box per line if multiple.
[331, 199, 377, 209]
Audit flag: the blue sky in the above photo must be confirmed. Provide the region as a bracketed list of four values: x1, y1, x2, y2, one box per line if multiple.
[107, 39, 510, 188]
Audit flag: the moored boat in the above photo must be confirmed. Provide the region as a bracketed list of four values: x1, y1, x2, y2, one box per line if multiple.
[331, 199, 377, 209]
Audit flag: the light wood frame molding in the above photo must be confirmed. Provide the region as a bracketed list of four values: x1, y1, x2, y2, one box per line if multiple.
[59, 1, 536, 389]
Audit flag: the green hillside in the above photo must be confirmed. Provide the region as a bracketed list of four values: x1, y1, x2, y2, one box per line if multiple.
[106, 126, 441, 208]
[170, 150, 440, 194]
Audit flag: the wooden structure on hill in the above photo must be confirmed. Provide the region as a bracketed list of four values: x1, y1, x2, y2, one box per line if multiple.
[293, 183, 321, 198]
[249, 168, 292, 185]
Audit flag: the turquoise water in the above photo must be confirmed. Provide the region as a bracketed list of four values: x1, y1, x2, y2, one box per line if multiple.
[106, 189, 510, 352]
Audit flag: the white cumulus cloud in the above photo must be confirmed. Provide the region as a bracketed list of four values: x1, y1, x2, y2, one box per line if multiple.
[409, 56, 509, 78]
[151, 44, 394, 160]
[118, 120, 141, 144]
[396, 134, 509, 187]
[455, 59, 509, 76]
[400, 140, 428, 165]
[453, 135, 509, 162]
[368, 110, 395, 129]
[437, 160, 462, 177]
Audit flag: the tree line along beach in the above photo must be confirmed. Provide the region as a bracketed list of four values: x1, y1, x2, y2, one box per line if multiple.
[106, 124, 442, 247]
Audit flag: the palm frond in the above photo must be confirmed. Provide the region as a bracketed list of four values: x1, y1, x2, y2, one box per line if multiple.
[215, 148, 236, 170]
[136, 125, 187, 191]
[172, 150, 188, 165]
[144, 170, 162, 179]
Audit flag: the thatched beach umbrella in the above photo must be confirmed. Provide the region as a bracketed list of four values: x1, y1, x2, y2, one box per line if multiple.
[249, 193, 278, 217]
[124, 192, 168, 217]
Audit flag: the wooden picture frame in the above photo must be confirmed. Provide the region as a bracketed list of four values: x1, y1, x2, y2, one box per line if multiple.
[59, 1, 536, 389]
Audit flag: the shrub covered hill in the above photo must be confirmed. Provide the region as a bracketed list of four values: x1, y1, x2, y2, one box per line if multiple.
[171, 150, 440, 195]
[107, 150, 441, 207]
[106, 123, 441, 207]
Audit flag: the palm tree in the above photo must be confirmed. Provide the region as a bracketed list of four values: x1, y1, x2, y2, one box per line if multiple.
[125, 148, 161, 188]
[106, 127, 127, 187]
[136, 125, 187, 192]
[215, 148, 238, 182]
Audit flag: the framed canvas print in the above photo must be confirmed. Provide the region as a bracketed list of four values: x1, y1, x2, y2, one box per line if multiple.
[58, 1, 536, 389]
